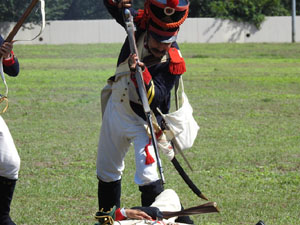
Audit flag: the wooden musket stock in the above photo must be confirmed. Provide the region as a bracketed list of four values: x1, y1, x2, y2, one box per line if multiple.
[162, 202, 220, 219]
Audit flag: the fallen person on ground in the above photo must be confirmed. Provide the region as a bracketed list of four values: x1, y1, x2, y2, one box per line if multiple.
[95, 189, 219, 225]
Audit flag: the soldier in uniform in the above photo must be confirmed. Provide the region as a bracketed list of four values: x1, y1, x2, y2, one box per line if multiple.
[0, 35, 20, 225]
[96, 0, 192, 223]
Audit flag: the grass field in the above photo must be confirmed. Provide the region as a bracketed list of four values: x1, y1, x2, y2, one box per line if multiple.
[2, 43, 300, 225]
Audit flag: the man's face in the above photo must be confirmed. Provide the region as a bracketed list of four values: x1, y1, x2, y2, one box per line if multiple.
[147, 34, 172, 58]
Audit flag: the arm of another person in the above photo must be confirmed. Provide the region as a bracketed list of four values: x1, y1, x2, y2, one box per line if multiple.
[0, 38, 20, 77]
[115, 207, 153, 221]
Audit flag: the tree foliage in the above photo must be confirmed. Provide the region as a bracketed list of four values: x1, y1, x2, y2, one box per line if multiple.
[0, 0, 299, 28]
[189, 0, 299, 28]
[0, 0, 110, 23]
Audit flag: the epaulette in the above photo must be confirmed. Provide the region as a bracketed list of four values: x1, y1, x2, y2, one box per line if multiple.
[168, 47, 186, 75]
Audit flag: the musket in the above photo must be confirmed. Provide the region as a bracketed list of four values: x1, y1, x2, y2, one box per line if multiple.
[122, 9, 165, 184]
[161, 202, 220, 219]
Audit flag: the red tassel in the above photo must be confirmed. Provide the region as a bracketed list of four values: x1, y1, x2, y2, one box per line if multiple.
[144, 139, 155, 165]
[168, 48, 186, 75]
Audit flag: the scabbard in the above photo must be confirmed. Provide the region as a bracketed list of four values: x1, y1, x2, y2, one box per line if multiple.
[171, 157, 208, 200]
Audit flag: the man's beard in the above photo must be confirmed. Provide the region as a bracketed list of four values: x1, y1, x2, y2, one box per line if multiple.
[149, 48, 166, 58]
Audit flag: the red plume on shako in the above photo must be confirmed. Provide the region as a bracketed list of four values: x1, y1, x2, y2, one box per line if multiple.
[166, 0, 179, 9]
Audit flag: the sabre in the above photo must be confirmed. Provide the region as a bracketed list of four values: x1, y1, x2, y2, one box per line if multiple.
[171, 156, 208, 200]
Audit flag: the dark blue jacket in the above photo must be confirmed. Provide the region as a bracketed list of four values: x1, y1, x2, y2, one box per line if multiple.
[0, 35, 19, 77]
[104, 0, 184, 124]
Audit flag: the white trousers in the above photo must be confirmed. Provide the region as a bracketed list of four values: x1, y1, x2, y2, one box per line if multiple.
[0, 116, 20, 180]
[97, 75, 159, 185]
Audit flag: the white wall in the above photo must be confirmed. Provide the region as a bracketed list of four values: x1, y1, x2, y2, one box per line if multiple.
[177, 17, 300, 43]
[1, 16, 299, 44]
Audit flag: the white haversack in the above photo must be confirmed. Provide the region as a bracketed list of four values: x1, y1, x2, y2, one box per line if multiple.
[157, 78, 199, 151]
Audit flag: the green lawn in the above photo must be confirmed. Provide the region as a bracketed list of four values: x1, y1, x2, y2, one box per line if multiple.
[2, 43, 300, 225]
